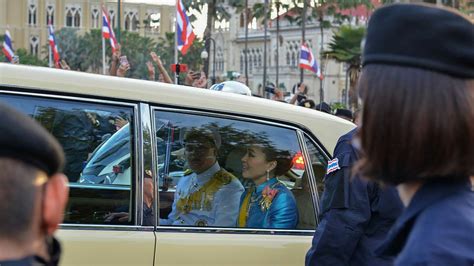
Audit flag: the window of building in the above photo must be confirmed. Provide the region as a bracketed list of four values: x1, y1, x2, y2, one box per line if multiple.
[29, 36, 39, 56]
[149, 11, 161, 33]
[124, 10, 139, 31]
[153, 110, 315, 231]
[108, 9, 116, 29]
[0, 94, 136, 226]
[91, 7, 100, 28]
[28, 0, 38, 26]
[46, 4, 54, 25]
[65, 5, 81, 28]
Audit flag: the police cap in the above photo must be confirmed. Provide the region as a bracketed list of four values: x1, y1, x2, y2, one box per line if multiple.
[363, 3, 474, 78]
[0, 102, 65, 176]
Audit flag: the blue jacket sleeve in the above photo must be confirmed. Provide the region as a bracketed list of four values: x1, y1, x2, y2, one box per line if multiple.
[305, 133, 372, 266]
[267, 189, 298, 229]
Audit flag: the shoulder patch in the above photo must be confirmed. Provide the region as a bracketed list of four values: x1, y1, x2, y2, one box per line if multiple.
[327, 158, 340, 174]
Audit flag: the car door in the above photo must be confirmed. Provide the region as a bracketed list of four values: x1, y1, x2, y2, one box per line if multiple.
[0, 90, 156, 266]
[151, 107, 330, 265]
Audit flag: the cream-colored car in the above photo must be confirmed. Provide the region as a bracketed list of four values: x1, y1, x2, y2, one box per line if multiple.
[0, 63, 354, 266]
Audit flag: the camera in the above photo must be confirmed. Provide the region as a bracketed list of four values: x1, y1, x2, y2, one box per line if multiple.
[265, 86, 275, 94]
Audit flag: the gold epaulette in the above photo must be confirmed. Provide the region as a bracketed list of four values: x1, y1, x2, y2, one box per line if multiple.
[183, 169, 194, 176]
[214, 169, 236, 185]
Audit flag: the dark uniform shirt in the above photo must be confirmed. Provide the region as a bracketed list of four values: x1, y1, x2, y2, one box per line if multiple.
[376, 179, 474, 266]
[305, 129, 403, 266]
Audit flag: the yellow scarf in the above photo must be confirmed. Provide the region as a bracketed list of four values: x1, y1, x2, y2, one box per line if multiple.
[176, 169, 233, 214]
[237, 186, 255, 227]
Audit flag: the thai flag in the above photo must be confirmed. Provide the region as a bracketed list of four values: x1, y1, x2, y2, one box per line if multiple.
[2, 30, 15, 62]
[299, 44, 323, 80]
[48, 24, 61, 68]
[102, 7, 118, 53]
[176, 0, 195, 55]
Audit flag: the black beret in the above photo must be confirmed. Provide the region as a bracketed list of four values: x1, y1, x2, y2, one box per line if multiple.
[363, 4, 474, 78]
[335, 108, 353, 119]
[0, 103, 64, 176]
[315, 102, 331, 114]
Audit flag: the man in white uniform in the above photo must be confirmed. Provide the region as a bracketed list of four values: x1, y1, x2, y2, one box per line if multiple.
[159, 128, 244, 227]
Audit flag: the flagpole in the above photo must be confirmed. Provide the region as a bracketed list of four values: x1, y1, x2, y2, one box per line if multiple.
[174, 0, 179, 84]
[102, 36, 106, 75]
[48, 46, 52, 68]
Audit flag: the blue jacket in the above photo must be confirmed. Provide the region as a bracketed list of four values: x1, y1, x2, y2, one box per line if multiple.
[306, 129, 403, 266]
[377, 179, 474, 266]
[240, 178, 298, 229]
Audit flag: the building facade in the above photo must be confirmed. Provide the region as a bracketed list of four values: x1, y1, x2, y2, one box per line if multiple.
[211, 2, 349, 105]
[0, 0, 174, 59]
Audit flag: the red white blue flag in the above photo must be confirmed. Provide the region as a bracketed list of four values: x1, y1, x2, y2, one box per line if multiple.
[176, 0, 195, 55]
[2, 30, 15, 62]
[102, 7, 118, 53]
[48, 24, 60, 68]
[299, 44, 323, 80]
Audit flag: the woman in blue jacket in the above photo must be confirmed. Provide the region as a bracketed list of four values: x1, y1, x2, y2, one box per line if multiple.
[237, 141, 298, 229]
[356, 4, 474, 266]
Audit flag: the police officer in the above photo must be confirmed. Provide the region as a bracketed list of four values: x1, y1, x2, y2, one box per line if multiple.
[305, 128, 403, 266]
[0, 103, 69, 266]
[357, 4, 474, 265]
[159, 128, 244, 227]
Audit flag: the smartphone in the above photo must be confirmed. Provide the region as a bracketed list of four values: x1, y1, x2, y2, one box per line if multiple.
[119, 55, 128, 66]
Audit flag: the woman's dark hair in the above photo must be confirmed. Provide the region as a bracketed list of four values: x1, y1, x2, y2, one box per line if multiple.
[261, 146, 293, 176]
[356, 64, 474, 185]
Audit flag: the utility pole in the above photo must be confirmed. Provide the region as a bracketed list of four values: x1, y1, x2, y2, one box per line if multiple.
[263, 0, 269, 98]
[300, 0, 307, 84]
[117, 0, 121, 43]
[276, 2, 280, 89]
[244, 0, 249, 86]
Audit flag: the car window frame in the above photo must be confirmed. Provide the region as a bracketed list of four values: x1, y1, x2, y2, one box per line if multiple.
[151, 106, 331, 235]
[0, 87, 148, 231]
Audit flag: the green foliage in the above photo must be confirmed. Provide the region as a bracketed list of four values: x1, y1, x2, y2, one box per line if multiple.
[325, 25, 365, 66]
[15, 48, 47, 66]
[330, 102, 345, 111]
[53, 28, 83, 70]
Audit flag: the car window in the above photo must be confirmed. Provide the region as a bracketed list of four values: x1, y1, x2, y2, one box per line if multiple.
[154, 109, 320, 231]
[0, 93, 135, 225]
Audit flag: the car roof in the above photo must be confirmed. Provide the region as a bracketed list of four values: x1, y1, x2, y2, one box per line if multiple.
[0, 63, 355, 155]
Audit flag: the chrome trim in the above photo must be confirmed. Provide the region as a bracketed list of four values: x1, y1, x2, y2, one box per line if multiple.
[68, 183, 131, 191]
[150, 106, 321, 139]
[139, 103, 157, 228]
[0, 88, 137, 107]
[156, 226, 314, 235]
[0, 89, 141, 226]
[302, 132, 331, 221]
[149, 106, 160, 230]
[134, 105, 142, 226]
[60, 224, 155, 232]
[151, 106, 329, 234]
[297, 130, 320, 225]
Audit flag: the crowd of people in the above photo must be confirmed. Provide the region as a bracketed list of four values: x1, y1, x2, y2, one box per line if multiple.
[0, 3, 472, 266]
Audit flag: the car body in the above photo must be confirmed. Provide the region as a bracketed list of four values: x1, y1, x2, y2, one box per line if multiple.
[0, 63, 354, 265]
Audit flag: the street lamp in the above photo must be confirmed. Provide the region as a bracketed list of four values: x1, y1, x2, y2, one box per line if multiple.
[202, 37, 216, 85]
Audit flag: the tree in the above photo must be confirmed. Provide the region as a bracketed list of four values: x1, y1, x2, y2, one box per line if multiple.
[324, 25, 365, 109]
[16, 48, 48, 67]
[183, 0, 235, 78]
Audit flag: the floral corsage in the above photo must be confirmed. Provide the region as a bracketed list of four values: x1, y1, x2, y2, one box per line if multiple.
[259, 186, 279, 212]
